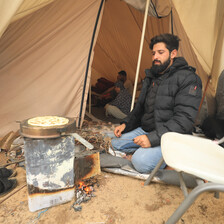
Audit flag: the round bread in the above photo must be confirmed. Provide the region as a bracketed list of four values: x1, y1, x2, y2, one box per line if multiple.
[27, 116, 69, 127]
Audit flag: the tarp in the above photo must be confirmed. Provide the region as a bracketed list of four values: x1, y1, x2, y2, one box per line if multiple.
[0, 0, 223, 137]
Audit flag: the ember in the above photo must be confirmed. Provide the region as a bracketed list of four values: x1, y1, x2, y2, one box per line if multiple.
[72, 178, 97, 212]
[77, 181, 93, 194]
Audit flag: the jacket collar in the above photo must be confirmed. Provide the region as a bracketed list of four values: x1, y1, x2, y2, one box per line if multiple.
[145, 57, 195, 78]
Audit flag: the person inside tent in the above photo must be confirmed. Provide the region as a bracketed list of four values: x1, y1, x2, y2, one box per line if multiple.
[116, 70, 133, 95]
[111, 33, 202, 173]
[201, 69, 224, 145]
[104, 81, 132, 119]
[98, 70, 133, 106]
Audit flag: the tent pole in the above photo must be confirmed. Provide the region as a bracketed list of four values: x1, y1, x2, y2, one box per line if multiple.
[131, 0, 150, 111]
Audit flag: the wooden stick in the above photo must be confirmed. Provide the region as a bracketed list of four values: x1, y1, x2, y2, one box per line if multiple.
[1, 159, 25, 168]
[0, 183, 26, 205]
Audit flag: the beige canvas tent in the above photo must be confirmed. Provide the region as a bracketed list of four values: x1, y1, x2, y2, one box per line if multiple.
[0, 0, 223, 137]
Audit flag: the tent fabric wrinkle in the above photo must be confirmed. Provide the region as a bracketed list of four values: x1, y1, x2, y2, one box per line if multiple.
[0, 0, 23, 38]
[11, 0, 55, 23]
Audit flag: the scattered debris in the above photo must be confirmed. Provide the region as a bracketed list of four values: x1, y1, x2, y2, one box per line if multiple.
[73, 205, 82, 211]
[75, 120, 115, 153]
[0, 135, 25, 168]
[0, 130, 20, 151]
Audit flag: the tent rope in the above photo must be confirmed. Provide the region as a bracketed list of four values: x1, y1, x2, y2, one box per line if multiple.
[170, 9, 174, 34]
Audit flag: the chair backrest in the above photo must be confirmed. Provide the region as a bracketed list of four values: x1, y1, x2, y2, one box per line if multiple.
[161, 132, 224, 184]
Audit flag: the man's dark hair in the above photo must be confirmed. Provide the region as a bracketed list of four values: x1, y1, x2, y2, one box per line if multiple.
[118, 70, 127, 77]
[149, 33, 180, 52]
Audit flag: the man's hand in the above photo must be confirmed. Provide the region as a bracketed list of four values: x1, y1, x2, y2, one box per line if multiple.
[133, 135, 151, 148]
[114, 123, 126, 137]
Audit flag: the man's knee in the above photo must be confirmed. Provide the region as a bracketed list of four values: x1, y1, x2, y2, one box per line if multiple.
[104, 104, 109, 110]
[111, 138, 119, 149]
[104, 104, 110, 116]
[131, 148, 165, 173]
[131, 154, 154, 173]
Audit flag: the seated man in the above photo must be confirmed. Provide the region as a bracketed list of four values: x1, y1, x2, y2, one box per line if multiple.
[201, 69, 224, 142]
[111, 33, 202, 173]
[98, 88, 117, 106]
[105, 81, 132, 119]
[98, 70, 133, 106]
[117, 70, 133, 95]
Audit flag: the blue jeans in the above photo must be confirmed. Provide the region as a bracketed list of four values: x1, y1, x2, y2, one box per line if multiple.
[111, 127, 167, 173]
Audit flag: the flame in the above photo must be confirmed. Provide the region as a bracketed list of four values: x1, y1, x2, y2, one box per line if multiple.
[84, 186, 92, 194]
[78, 181, 85, 189]
[77, 181, 93, 194]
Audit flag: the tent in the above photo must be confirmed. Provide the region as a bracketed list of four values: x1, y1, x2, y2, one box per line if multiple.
[0, 0, 224, 137]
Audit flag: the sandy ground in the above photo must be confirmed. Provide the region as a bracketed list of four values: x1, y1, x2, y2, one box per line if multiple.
[1, 120, 224, 224]
[0, 166, 224, 224]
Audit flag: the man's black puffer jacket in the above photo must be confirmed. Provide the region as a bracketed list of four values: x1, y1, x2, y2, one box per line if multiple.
[122, 57, 202, 147]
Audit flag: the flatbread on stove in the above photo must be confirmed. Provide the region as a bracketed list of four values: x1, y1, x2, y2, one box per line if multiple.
[28, 116, 69, 127]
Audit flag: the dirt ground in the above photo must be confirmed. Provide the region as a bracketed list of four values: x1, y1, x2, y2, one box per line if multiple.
[1, 120, 224, 224]
[1, 166, 224, 224]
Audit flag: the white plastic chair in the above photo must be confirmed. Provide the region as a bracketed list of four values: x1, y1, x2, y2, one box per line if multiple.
[161, 132, 224, 224]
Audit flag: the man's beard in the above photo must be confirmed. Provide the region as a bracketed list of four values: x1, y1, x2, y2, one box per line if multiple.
[151, 56, 171, 75]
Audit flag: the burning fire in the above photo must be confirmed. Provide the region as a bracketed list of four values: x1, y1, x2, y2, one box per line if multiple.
[77, 181, 93, 194]
[73, 179, 97, 211]
[78, 181, 85, 188]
